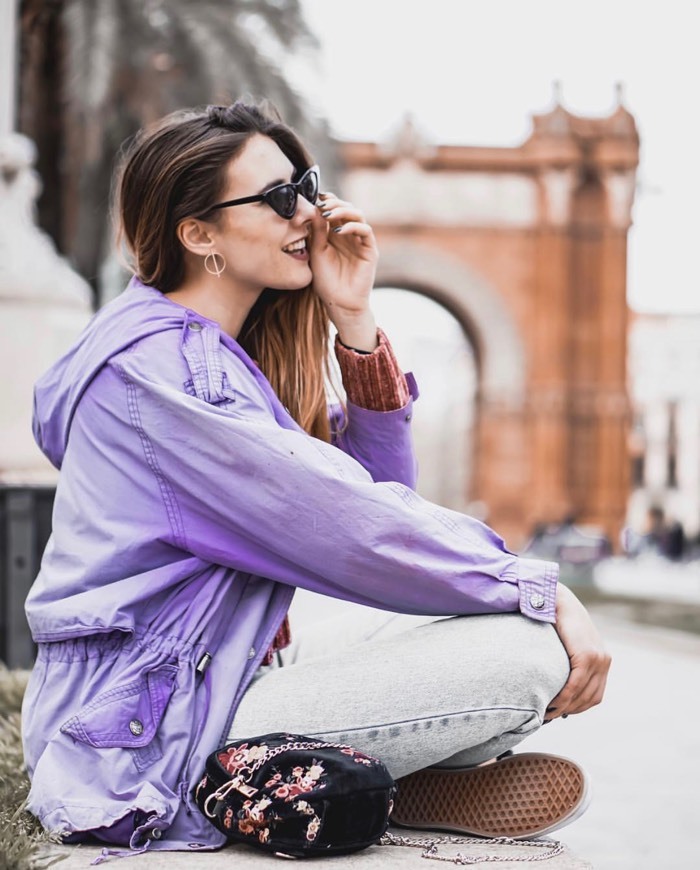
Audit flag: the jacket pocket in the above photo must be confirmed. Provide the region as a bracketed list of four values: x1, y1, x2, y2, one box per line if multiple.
[60, 663, 178, 771]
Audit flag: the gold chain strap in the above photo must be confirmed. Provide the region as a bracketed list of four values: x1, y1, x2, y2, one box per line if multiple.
[247, 739, 361, 774]
[205, 739, 370, 815]
[380, 831, 565, 864]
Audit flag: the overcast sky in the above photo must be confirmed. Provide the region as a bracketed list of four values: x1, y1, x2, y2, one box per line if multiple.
[291, 0, 698, 314]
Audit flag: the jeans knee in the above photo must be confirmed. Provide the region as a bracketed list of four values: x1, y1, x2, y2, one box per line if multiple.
[493, 620, 569, 718]
[521, 624, 569, 713]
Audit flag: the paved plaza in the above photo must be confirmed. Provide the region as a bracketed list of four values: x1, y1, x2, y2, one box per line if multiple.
[41, 597, 700, 870]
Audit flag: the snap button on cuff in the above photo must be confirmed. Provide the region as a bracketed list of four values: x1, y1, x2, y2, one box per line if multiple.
[129, 719, 144, 736]
[247, 647, 256, 660]
[529, 593, 546, 610]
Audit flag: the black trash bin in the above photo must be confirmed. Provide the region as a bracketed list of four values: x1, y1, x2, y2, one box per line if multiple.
[0, 485, 55, 668]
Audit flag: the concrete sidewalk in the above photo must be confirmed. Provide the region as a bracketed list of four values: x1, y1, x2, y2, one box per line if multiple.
[44, 830, 590, 868]
[525, 607, 700, 869]
[42, 608, 699, 869]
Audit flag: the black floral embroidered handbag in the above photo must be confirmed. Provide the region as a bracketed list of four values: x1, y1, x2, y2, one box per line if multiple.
[194, 732, 397, 858]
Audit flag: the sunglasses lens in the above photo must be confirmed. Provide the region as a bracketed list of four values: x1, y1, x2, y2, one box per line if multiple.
[263, 169, 319, 219]
[300, 169, 319, 204]
[267, 185, 297, 219]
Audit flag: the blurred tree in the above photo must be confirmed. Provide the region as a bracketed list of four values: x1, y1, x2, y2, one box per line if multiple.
[18, 0, 335, 306]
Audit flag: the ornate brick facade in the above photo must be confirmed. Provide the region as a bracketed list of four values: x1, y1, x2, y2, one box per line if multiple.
[338, 96, 639, 549]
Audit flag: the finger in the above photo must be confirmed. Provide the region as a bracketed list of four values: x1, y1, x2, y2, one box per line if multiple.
[307, 208, 331, 252]
[546, 658, 610, 719]
[547, 683, 605, 722]
[330, 221, 375, 242]
[317, 193, 354, 211]
[565, 672, 610, 715]
[319, 205, 366, 225]
[544, 669, 590, 719]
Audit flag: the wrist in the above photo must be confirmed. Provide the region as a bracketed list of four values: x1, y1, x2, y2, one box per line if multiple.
[332, 309, 378, 353]
[556, 583, 583, 617]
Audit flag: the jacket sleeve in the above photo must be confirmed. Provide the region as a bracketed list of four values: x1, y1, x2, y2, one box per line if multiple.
[329, 329, 419, 489]
[328, 384, 419, 491]
[111, 356, 558, 623]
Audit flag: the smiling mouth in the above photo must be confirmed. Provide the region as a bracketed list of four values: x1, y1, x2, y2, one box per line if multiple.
[282, 237, 308, 257]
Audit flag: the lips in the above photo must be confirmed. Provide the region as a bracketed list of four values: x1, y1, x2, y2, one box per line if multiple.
[282, 237, 308, 255]
[282, 236, 309, 264]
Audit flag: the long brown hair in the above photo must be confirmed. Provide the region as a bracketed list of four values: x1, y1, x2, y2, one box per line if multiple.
[115, 101, 333, 441]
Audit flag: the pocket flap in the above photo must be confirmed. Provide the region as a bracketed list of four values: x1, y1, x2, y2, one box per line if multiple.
[60, 664, 178, 749]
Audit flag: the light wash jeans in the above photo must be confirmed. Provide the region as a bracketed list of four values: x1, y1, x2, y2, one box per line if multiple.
[229, 596, 570, 780]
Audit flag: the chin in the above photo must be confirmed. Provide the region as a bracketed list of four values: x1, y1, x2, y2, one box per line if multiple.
[273, 268, 313, 292]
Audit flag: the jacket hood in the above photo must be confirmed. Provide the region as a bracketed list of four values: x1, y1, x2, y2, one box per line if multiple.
[33, 277, 186, 469]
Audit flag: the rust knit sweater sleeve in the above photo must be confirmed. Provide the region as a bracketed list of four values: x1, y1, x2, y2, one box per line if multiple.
[333, 327, 410, 411]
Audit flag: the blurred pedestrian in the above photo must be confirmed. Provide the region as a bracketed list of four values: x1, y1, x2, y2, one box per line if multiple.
[665, 520, 686, 561]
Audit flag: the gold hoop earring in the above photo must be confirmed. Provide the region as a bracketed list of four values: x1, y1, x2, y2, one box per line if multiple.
[204, 251, 226, 278]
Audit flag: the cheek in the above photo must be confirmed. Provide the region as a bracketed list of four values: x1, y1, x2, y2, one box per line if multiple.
[220, 224, 272, 269]
[221, 215, 280, 260]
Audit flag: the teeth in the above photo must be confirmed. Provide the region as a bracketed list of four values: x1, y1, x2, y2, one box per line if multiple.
[283, 239, 307, 253]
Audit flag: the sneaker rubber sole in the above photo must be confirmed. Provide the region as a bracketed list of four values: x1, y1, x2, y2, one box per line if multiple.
[391, 752, 591, 840]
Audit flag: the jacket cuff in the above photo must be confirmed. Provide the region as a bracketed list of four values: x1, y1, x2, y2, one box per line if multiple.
[504, 557, 559, 623]
[334, 328, 410, 411]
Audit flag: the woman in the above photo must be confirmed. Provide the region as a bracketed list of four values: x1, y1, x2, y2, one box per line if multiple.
[22, 101, 610, 855]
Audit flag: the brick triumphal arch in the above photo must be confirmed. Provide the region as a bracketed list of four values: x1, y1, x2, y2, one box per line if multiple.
[338, 96, 639, 549]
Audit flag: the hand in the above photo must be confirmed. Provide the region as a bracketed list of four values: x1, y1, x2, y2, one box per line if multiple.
[545, 584, 612, 721]
[307, 192, 379, 349]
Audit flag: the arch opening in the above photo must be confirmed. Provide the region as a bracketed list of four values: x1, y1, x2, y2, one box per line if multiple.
[373, 286, 479, 513]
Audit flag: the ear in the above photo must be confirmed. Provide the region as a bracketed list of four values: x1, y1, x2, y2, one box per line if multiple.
[177, 218, 217, 257]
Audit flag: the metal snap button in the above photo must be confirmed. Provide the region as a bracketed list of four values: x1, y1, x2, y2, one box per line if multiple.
[247, 647, 256, 660]
[129, 719, 144, 736]
[405, 413, 412, 422]
[529, 593, 546, 610]
[188, 321, 203, 331]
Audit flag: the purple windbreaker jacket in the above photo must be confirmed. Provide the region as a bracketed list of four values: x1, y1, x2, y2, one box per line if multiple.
[22, 276, 559, 854]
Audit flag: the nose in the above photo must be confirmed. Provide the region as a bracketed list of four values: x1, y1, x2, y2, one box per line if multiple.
[294, 193, 317, 224]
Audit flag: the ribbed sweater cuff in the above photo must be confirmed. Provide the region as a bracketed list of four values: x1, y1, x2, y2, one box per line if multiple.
[334, 328, 410, 411]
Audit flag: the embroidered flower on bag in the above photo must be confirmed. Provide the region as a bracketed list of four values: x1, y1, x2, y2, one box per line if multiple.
[238, 817, 256, 836]
[265, 772, 282, 787]
[219, 742, 269, 776]
[247, 744, 268, 763]
[340, 746, 379, 765]
[306, 816, 321, 842]
[256, 796, 272, 812]
[236, 795, 275, 838]
[270, 760, 327, 801]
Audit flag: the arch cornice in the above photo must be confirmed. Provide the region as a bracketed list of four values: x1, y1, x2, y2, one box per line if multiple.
[374, 241, 527, 409]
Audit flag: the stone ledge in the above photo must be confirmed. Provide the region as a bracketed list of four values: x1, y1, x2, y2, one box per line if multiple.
[42, 828, 592, 868]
